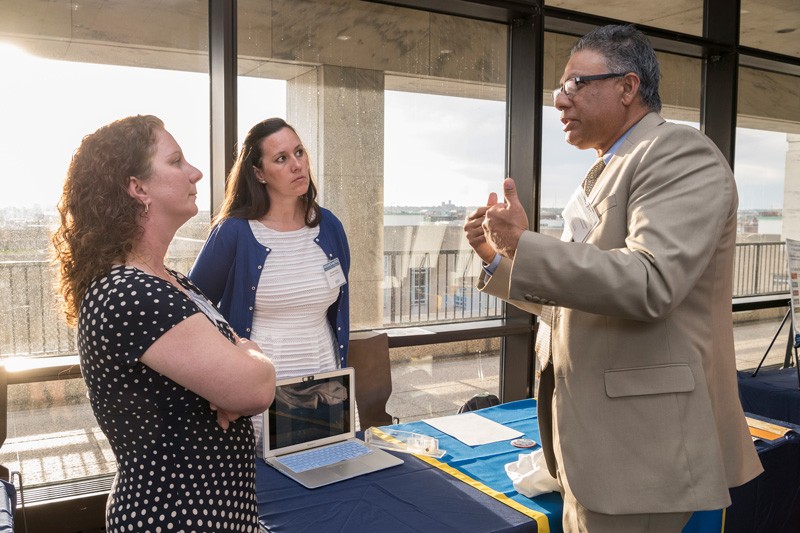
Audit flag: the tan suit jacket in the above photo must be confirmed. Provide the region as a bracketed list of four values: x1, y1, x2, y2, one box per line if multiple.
[480, 113, 762, 514]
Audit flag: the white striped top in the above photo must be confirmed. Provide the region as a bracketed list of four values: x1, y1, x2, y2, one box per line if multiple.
[248, 220, 339, 380]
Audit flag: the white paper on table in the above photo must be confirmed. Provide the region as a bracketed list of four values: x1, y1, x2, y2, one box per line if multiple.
[422, 412, 523, 446]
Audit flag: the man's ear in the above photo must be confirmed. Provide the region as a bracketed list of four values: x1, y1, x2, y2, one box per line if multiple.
[620, 72, 641, 106]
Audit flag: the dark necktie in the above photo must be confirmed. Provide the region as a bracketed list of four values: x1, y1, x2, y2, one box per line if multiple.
[582, 158, 606, 195]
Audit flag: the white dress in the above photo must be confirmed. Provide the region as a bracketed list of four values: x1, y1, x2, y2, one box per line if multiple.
[248, 221, 340, 453]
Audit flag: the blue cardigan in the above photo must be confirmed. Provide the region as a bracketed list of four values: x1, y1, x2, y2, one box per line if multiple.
[188, 208, 351, 366]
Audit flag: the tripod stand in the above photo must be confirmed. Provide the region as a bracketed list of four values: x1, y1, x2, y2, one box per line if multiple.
[752, 308, 800, 389]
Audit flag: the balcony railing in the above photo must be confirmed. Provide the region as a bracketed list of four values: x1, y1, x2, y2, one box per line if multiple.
[0, 242, 789, 357]
[732, 242, 789, 296]
[383, 250, 502, 324]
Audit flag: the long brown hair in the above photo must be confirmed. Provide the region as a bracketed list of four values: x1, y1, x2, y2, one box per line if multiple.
[213, 118, 321, 227]
[51, 115, 164, 326]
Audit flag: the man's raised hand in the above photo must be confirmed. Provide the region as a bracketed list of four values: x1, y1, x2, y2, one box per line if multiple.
[483, 178, 529, 259]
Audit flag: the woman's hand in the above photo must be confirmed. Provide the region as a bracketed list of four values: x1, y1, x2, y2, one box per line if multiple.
[236, 336, 263, 354]
[210, 403, 243, 431]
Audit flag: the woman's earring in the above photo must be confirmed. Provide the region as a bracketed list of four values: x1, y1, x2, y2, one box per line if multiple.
[254, 167, 266, 185]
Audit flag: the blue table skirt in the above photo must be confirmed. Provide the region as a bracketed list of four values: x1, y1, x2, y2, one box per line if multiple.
[738, 368, 800, 425]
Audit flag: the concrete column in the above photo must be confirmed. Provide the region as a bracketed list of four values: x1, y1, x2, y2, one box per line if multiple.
[782, 134, 800, 240]
[287, 65, 385, 330]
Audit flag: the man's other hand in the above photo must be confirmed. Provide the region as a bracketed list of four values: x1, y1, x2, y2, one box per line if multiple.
[464, 191, 500, 264]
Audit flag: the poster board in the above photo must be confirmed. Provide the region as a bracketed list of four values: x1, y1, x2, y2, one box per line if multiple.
[784, 238, 800, 348]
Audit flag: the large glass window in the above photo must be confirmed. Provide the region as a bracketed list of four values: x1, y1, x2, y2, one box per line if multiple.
[0, 379, 112, 487]
[0, 0, 208, 490]
[238, 0, 508, 331]
[387, 338, 501, 421]
[733, 65, 800, 370]
[235, 0, 508, 418]
[0, 39, 210, 360]
[383, 90, 505, 326]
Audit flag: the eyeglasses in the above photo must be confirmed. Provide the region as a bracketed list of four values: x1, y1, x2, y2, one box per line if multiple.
[552, 72, 626, 101]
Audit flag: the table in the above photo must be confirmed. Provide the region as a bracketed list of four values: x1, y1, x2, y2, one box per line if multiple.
[256, 399, 800, 532]
[255, 442, 536, 532]
[726, 414, 800, 532]
[256, 400, 549, 532]
[383, 399, 559, 530]
[378, 400, 722, 533]
[738, 367, 800, 425]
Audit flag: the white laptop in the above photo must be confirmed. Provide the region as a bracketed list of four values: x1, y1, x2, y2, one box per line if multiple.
[262, 367, 403, 489]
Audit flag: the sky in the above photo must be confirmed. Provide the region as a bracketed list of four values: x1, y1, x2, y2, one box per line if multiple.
[0, 42, 789, 213]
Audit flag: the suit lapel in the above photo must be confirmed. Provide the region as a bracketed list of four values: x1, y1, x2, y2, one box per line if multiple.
[580, 113, 665, 241]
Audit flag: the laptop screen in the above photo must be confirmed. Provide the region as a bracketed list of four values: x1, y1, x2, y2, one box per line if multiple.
[265, 369, 354, 454]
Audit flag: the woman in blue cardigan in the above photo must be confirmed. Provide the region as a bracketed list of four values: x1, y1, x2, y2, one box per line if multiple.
[189, 118, 350, 451]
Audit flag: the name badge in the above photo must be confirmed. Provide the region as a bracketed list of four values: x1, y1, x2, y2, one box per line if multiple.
[323, 257, 347, 289]
[561, 186, 599, 243]
[186, 289, 229, 325]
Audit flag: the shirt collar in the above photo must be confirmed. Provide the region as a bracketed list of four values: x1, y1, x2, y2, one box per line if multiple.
[603, 125, 635, 163]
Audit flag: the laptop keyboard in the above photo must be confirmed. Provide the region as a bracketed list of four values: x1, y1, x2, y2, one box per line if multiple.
[277, 441, 373, 473]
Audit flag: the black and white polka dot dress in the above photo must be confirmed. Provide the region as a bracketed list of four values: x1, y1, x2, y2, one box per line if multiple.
[78, 266, 260, 533]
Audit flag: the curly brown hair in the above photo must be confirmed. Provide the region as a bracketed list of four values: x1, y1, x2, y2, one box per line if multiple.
[51, 115, 164, 326]
[213, 118, 321, 227]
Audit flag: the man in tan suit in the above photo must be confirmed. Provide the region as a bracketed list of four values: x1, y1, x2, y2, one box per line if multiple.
[464, 25, 762, 531]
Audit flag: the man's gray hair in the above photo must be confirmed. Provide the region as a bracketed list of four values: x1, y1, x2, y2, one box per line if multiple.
[572, 24, 662, 113]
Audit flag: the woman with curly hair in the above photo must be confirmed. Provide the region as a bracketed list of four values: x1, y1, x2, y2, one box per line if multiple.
[52, 114, 275, 533]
